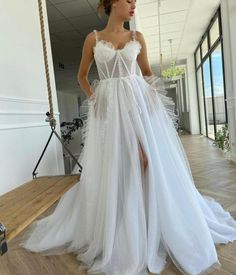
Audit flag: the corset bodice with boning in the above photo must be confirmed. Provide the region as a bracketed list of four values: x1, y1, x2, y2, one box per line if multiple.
[92, 29, 142, 80]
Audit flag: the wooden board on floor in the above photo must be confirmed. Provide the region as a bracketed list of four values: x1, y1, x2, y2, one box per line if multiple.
[0, 174, 80, 242]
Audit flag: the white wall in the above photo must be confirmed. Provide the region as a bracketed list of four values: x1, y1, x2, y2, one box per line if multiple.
[0, 0, 64, 195]
[57, 90, 83, 156]
[130, 5, 143, 32]
[186, 55, 200, 134]
[221, 0, 236, 162]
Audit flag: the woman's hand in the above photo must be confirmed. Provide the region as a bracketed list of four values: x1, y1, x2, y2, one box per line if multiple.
[88, 92, 97, 113]
[88, 92, 96, 102]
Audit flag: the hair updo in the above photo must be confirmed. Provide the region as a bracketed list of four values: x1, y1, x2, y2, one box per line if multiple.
[97, 0, 114, 16]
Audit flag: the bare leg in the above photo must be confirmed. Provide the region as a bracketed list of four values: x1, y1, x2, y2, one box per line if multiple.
[138, 140, 148, 172]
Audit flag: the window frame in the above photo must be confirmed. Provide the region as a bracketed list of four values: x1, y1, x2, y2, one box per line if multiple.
[194, 6, 227, 140]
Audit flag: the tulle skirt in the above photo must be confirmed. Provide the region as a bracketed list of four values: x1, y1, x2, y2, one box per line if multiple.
[20, 74, 236, 275]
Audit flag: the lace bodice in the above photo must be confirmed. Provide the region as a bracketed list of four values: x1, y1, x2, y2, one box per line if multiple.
[93, 29, 142, 80]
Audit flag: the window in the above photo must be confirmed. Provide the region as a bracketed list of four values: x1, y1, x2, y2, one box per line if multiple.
[210, 17, 220, 46]
[197, 68, 206, 135]
[201, 36, 208, 58]
[196, 47, 201, 68]
[211, 44, 227, 132]
[194, 7, 227, 140]
[203, 58, 215, 140]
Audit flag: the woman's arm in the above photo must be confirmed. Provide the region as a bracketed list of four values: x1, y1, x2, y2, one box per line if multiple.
[77, 32, 96, 99]
[136, 31, 153, 77]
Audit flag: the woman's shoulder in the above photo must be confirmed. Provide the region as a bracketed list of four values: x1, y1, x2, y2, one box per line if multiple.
[134, 30, 146, 46]
[135, 30, 143, 38]
[85, 30, 97, 40]
[81, 30, 97, 53]
[85, 29, 105, 43]
[84, 30, 97, 45]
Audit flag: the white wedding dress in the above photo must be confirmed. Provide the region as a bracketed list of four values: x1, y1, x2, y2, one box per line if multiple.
[20, 30, 236, 275]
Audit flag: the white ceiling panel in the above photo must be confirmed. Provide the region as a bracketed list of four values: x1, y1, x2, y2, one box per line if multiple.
[46, 0, 53, 6]
[148, 46, 178, 53]
[161, 10, 188, 25]
[137, 0, 220, 70]
[159, 0, 189, 13]
[46, 5, 64, 21]
[87, 0, 100, 10]
[139, 2, 159, 18]
[79, 25, 104, 36]
[59, 39, 84, 48]
[160, 22, 185, 33]
[143, 22, 185, 36]
[145, 31, 182, 40]
[68, 14, 103, 31]
[141, 10, 187, 27]
[50, 0, 75, 3]
[49, 18, 74, 33]
[55, 30, 83, 40]
[147, 41, 179, 50]
[55, 0, 94, 17]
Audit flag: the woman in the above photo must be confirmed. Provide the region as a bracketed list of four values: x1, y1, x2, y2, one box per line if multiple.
[20, 0, 236, 274]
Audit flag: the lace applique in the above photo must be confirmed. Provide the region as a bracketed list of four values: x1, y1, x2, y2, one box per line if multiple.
[92, 29, 142, 56]
[93, 39, 142, 63]
[96, 39, 141, 52]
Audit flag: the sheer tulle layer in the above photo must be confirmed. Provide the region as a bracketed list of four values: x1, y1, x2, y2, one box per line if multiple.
[19, 74, 236, 275]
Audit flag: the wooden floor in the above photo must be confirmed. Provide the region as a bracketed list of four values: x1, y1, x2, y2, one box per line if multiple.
[1, 134, 236, 275]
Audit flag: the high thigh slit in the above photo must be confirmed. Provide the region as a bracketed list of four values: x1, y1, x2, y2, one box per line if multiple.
[138, 139, 148, 173]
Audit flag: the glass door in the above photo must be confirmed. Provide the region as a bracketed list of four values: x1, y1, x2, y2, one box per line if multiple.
[211, 44, 227, 132]
[203, 58, 215, 139]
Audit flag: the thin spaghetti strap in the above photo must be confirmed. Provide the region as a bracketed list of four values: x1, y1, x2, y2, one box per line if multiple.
[131, 30, 136, 41]
[93, 29, 98, 43]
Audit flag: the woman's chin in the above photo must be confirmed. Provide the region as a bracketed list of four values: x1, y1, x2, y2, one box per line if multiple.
[124, 15, 132, 21]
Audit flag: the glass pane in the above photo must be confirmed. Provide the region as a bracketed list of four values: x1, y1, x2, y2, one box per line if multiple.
[197, 68, 206, 136]
[203, 58, 215, 139]
[211, 44, 226, 132]
[210, 18, 220, 46]
[201, 36, 208, 58]
[196, 47, 201, 67]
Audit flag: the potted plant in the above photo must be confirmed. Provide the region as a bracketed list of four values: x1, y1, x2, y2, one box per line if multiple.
[213, 123, 231, 158]
[60, 118, 83, 145]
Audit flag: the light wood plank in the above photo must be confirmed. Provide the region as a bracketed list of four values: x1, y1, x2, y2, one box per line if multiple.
[0, 174, 80, 242]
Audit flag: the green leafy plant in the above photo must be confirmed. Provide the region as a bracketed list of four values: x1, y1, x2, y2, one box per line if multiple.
[60, 118, 83, 145]
[162, 61, 185, 80]
[213, 123, 230, 152]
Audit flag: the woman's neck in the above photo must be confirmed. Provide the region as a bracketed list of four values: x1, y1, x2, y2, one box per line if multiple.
[104, 15, 126, 33]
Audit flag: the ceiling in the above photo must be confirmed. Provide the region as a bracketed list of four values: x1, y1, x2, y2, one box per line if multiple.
[136, 0, 220, 72]
[46, 0, 107, 89]
[46, 0, 220, 91]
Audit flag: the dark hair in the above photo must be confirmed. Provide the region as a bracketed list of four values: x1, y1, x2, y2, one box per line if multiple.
[97, 0, 114, 16]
